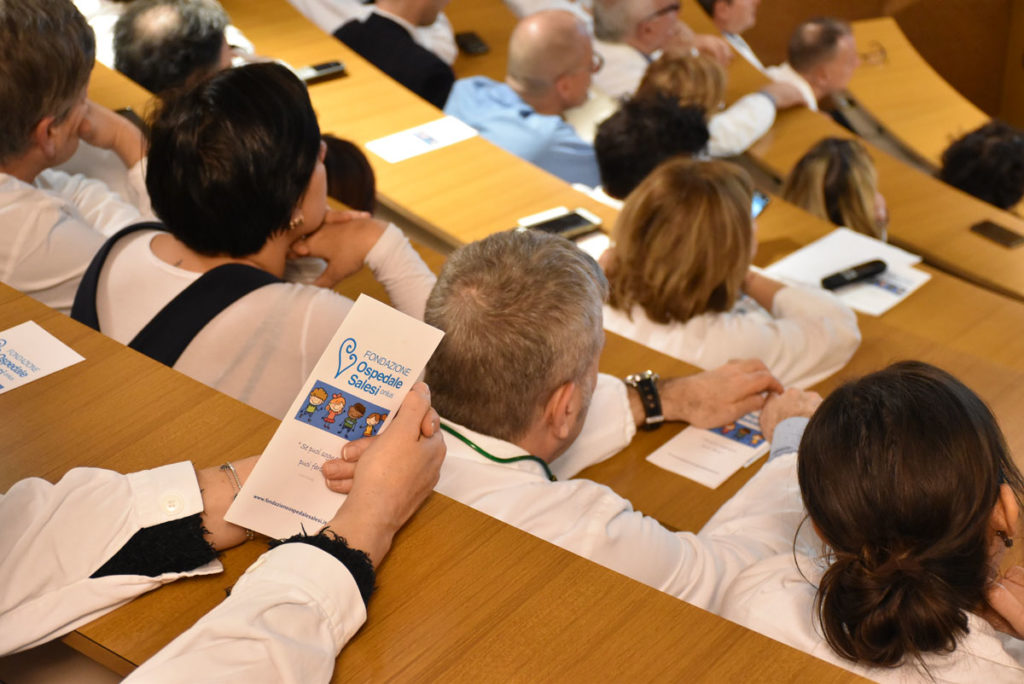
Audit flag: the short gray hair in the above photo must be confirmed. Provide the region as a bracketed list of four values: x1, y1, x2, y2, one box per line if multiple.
[425, 230, 608, 443]
[593, 0, 633, 42]
[0, 0, 95, 164]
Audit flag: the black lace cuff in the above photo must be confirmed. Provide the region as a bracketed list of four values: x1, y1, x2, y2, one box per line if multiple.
[269, 530, 376, 606]
[91, 513, 216, 578]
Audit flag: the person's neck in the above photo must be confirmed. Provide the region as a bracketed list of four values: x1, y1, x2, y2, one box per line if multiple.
[625, 34, 655, 58]
[0, 153, 47, 185]
[506, 78, 564, 117]
[374, 0, 420, 26]
[150, 233, 287, 278]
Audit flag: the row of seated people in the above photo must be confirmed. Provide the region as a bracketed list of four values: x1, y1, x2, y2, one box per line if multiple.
[2, 0, 1024, 681]
[79, 0, 1024, 216]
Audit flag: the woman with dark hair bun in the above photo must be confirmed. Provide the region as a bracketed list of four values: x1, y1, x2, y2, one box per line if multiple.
[722, 362, 1024, 681]
[75, 62, 435, 419]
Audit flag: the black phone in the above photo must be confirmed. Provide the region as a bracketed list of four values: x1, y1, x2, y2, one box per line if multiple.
[295, 60, 348, 85]
[970, 219, 1024, 248]
[455, 31, 490, 56]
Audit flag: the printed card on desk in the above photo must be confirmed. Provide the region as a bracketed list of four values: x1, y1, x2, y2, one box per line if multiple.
[365, 116, 478, 163]
[646, 412, 768, 489]
[0, 321, 84, 394]
[226, 295, 444, 539]
[764, 227, 931, 316]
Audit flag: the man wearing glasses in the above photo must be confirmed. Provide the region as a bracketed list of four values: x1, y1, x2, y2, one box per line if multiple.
[592, 0, 732, 100]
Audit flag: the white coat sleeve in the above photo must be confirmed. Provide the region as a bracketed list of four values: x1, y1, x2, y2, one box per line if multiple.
[707, 93, 776, 158]
[364, 223, 437, 320]
[34, 167, 146, 237]
[124, 544, 367, 684]
[599, 452, 801, 611]
[0, 463, 222, 655]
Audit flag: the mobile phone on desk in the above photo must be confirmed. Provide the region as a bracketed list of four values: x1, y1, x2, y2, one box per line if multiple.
[751, 190, 770, 219]
[456, 31, 490, 55]
[970, 219, 1024, 248]
[295, 61, 347, 85]
[517, 207, 602, 241]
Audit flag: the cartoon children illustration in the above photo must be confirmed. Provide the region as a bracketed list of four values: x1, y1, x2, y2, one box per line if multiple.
[323, 393, 346, 426]
[301, 387, 328, 421]
[363, 412, 385, 437]
[343, 403, 366, 435]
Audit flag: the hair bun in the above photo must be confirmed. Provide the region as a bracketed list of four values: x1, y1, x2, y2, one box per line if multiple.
[817, 549, 967, 667]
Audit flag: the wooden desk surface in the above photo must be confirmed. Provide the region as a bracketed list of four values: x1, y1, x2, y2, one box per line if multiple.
[446, 0, 514, 82]
[677, 3, 1024, 304]
[848, 18, 988, 170]
[0, 285, 857, 682]
[217, 0, 620, 247]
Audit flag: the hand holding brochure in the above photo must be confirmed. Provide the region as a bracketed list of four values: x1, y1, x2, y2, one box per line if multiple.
[226, 295, 444, 539]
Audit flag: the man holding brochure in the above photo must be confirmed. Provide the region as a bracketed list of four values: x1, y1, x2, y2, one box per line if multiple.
[323, 229, 808, 613]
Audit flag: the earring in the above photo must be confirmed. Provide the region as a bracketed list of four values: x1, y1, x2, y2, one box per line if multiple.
[997, 530, 1014, 548]
[289, 215, 304, 231]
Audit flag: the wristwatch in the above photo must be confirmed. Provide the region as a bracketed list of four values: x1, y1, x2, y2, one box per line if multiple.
[624, 370, 663, 431]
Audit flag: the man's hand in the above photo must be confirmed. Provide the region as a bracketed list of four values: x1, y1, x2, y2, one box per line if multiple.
[760, 82, 806, 110]
[319, 383, 445, 568]
[692, 34, 734, 66]
[289, 211, 383, 288]
[77, 100, 146, 169]
[758, 388, 822, 442]
[986, 566, 1024, 639]
[656, 359, 784, 428]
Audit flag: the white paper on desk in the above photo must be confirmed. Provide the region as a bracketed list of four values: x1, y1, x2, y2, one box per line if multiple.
[226, 295, 444, 539]
[764, 227, 930, 316]
[0, 321, 83, 395]
[365, 116, 478, 163]
[646, 412, 768, 489]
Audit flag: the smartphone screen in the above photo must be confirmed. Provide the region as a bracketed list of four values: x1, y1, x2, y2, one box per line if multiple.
[751, 190, 770, 219]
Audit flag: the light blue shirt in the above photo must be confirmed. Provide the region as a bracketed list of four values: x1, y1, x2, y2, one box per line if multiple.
[444, 76, 602, 187]
[768, 416, 809, 461]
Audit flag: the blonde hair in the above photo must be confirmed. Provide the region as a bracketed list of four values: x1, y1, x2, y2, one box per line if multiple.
[782, 137, 884, 239]
[606, 158, 754, 323]
[636, 54, 726, 115]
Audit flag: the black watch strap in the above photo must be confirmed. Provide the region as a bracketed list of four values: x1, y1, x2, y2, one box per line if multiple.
[624, 370, 663, 431]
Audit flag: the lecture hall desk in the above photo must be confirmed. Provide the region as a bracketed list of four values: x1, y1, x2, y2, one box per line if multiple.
[680, 4, 1024, 304]
[218, 0, 619, 248]
[89, 36, 1024, 531]
[847, 17, 989, 171]
[0, 285, 860, 682]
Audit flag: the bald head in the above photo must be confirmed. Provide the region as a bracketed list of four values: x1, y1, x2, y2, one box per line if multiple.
[507, 10, 591, 95]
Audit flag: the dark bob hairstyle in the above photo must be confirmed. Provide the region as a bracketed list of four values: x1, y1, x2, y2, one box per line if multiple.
[146, 62, 321, 257]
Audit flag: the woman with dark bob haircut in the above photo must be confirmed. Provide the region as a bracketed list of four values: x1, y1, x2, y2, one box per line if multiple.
[81, 63, 435, 418]
[721, 362, 1024, 680]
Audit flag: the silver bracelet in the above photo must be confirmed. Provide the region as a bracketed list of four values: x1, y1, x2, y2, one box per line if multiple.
[220, 462, 255, 541]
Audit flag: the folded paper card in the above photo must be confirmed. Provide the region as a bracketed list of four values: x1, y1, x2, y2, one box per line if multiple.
[226, 295, 444, 538]
[764, 227, 930, 316]
[646, 412, 768, 489]
[0, 321, 83, 394]
[365, 116, 478, 163]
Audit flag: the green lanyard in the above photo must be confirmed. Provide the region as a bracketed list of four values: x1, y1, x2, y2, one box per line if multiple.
[440, 423, 557, 482]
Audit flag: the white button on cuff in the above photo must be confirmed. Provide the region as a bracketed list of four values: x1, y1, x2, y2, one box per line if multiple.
[161, 493, 184, 516]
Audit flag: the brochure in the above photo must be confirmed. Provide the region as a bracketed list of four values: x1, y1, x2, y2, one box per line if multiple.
[0, 321, 84, 394]
[646, 412, 769, 489]
[226, 295, 444, 538]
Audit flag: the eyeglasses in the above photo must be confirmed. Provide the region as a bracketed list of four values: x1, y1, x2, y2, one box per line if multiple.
[642, 3, 681, 22]
[590, 51, 605, 73]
